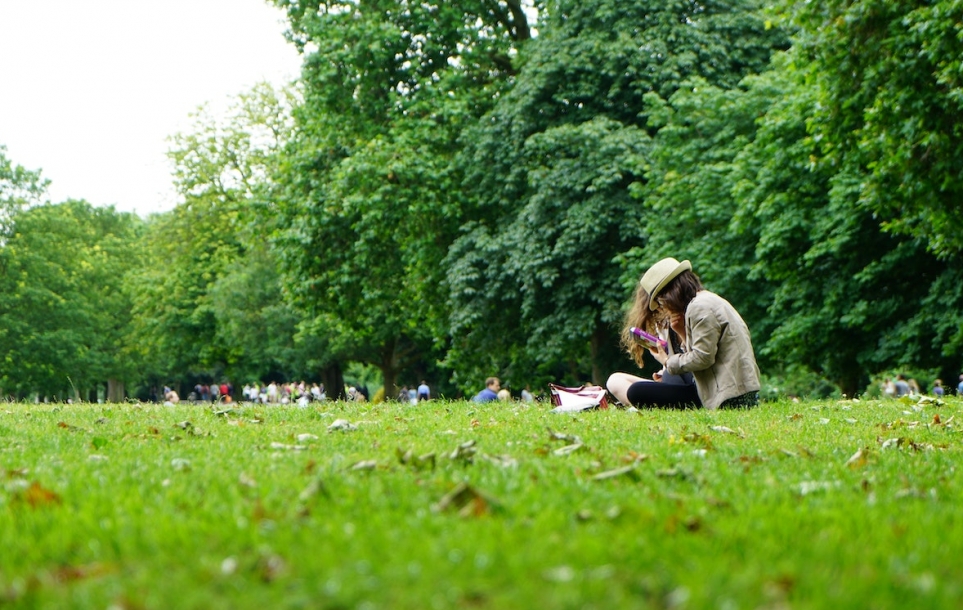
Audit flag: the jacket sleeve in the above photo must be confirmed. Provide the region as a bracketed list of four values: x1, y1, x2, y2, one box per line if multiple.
[665, 300, 724, 374]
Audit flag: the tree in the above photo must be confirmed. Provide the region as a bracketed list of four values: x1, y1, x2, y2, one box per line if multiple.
[0, 145, 48, 239]
[0, 201, 143, 400]
[271, 0, 532, 395]
[128, 83, 305, 387]
[716, 53, 959, 395]
[795, 0, 963, 257]
[446, 0, 788, 388]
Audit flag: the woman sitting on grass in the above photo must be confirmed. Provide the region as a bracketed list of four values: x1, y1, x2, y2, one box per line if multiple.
[607, 258, 761, 410]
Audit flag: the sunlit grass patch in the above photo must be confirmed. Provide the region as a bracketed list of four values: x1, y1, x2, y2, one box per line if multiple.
[1, 396, 962, 608]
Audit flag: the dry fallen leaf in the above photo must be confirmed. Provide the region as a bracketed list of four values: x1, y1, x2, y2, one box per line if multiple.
[432, 482, 499, 517]
[327, 419, 357, 432]
[481, 454, 518, 468]
[709, 425, 745, 438]
[845, 448, 869, 468]
[553, 443, 584, 456]
[590, 465, 639, 481]
[449, 440, 477, 462]
[396, 448, 437, 471]
[23, 481, 61, 507]
[547, 428, 583, 445]
[879, 437, 904, 450]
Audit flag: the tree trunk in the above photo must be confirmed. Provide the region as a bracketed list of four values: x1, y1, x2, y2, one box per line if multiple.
[107, 378, 126, 403]
[321, 363, 345, 400]
[379, 340, 399, 404]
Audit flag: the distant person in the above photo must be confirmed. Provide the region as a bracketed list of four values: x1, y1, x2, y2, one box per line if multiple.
[893, 374, 911, 398]
[606, 257, 760, 410]
[163, 389, 180, 405]
[521, 386, 535, 403]
[417, 381, 431, 401]
[882, 378, 896, 398]
[957, 374, 963, 396]
[473, 377, 500, 403]
[497, 388, 511, 401]
[932, 379, 944, 397]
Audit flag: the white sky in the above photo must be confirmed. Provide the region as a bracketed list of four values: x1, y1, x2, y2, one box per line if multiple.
[0, 0, 302, 217]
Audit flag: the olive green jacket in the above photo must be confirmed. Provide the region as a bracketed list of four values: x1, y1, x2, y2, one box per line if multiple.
[664, 291, 761, 410]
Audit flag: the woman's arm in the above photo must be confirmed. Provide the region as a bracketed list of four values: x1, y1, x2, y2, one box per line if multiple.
[665, 298, 722, 374]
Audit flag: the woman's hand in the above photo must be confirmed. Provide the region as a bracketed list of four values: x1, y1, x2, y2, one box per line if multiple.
[669, 312, 686, 343]
[649, 344, 668, 366]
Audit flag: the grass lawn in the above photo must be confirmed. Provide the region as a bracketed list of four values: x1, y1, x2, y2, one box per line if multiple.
[1, 395, 961, 609]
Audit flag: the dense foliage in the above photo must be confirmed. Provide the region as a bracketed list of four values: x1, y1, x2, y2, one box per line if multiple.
[2, 0, 962, 401]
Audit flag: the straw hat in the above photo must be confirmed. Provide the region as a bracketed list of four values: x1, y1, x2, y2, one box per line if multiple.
[639, 258, 691, 310]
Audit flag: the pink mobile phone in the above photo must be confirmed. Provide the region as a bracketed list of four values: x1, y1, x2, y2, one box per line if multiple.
[629, 327, 667, 349]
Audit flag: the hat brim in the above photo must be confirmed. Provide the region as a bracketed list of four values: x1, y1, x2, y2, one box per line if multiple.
[642, 259, 692, 310]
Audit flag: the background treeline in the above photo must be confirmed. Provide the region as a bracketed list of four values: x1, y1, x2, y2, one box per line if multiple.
[2, 0, 962, 402]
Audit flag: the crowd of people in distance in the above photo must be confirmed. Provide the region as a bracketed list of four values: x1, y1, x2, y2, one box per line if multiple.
[172, 381, 328, 407]
[882, 374, 963, 399]
[471, 377, 536, 403]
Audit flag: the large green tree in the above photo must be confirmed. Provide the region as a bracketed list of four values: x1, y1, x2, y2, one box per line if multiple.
[129, 83, 306, 388]
[795, 0, 963, 257]
[645, 50, 963, 396]
[0, 200, 143, 400]
[272, 0, 532, 396]
[447, 0, 788, 388]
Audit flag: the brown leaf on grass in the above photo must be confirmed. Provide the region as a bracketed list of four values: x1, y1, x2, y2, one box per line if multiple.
[878, 437, 904, 450]
[57, 421, 84, 432]
[449, 440, 477, 463]
[845, 448, 870, 469]
[547, 428, 583, 445]
[933, 413, 942, 425]
[481, 454, 518, 468]
[656, 467, 692, 480]
[620, 451, 649, 464]
[553, 443, 584, 456]
[432, 482, 499, 517]
[51, 562, 116, 583]
[396, 448, 437, 471]
[298, 479, 330, 503]
[255, 553, 286, 583]
[269, 442, 306, 451]
[664, 513, 702, 534]
[674, 433, 713, 449]
[350, 460, 377, 471]
[22, 481, 61, 507]
[590, 465, 640, 481]
[327, 419, 357, 432]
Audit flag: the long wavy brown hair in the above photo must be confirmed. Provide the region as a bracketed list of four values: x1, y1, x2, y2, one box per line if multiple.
[620, 283, 670, 367]
[620, 269, 703, 367]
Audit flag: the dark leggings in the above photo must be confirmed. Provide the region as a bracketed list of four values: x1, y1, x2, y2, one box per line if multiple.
[626, 381, 701, 410]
